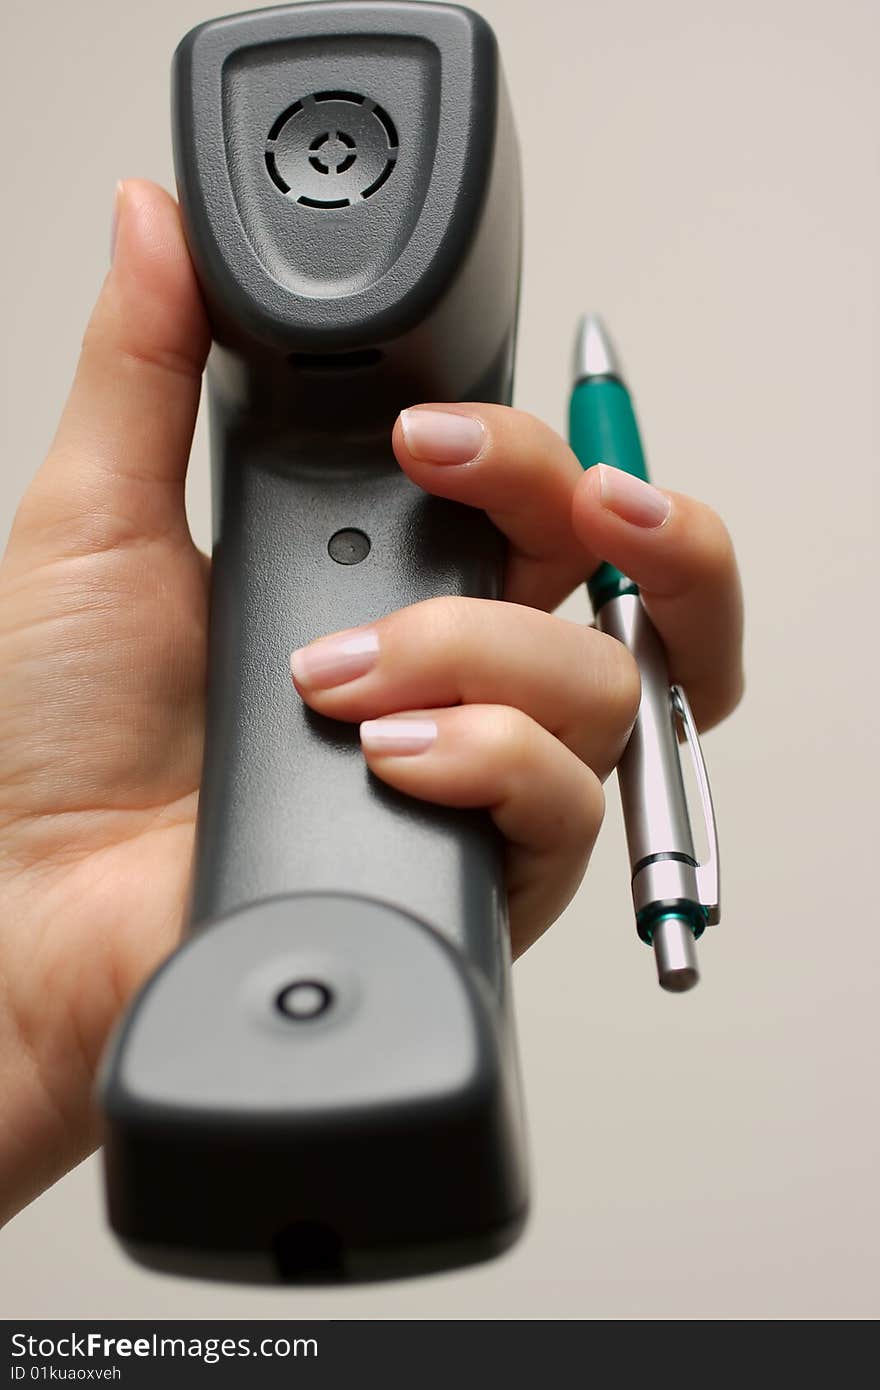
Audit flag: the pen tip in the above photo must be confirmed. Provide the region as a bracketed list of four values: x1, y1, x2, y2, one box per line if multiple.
[572, 313, 626, 388]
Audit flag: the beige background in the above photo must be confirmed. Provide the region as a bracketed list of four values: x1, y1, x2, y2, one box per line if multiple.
[1, 0, 877, 1320]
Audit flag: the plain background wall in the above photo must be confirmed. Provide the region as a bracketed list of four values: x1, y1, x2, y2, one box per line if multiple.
[1, 0, 877, 1319]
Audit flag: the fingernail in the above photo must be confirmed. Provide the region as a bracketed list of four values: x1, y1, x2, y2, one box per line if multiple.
[597, 464, 671, 528]
[110, 181, 124, 266]
[400, 408, 485, 464]
[360, 718, 438, 755]
[290, 629, 379, 689]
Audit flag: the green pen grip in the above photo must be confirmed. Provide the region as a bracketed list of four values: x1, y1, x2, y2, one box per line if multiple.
[568, 377, 648, 612]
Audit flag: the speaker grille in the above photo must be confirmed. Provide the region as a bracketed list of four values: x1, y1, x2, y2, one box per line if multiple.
[265, 91, 398, 208]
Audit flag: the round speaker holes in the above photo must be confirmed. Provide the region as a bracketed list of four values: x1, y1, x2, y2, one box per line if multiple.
[276, 980, 334, 1022]
[265, 92, 398, 208]
[328, 529, 371, 565]
[308, 129, 356, 175]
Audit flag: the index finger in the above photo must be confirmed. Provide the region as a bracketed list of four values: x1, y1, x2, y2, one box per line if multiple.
[392, 403, 598, 612]
[392, 403, 743, 733]
[572, 465, 745, 731]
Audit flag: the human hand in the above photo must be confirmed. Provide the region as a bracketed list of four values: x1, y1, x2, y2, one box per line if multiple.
[0, 180, 743, 1225]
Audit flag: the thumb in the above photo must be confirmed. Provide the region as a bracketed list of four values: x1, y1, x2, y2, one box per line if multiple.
[8, 179, 210, 564]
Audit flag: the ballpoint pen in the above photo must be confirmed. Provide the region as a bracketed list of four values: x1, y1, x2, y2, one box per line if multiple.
[568, 314, 721, 991]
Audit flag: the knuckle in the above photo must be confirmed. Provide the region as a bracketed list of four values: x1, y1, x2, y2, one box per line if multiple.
[695, 506, 738, 585]
[485, 704, 535, 766]
[700, 664, 746, 731]
[593, 631, 642, 733]
[480, 404, 570, 467]
[403, 596, 503, 669]
[547, 762, 605, 859]
[730, 664, 746, 713]
[470, 705, 543, 795]
[613, 645, 642, 731]
[410, 594, 472, 644]
[573, 763, 605, 841]
[484, 403, 539, 434]
[554, 629, 642, 771]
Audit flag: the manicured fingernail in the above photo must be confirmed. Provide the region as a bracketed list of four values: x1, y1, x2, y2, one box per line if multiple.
[597, 464, 671, 528]
[290, 629, 379, 689]
[400, 408, 485, 464]
[360, 718, 438, 755]
[110, 181, 124, 265]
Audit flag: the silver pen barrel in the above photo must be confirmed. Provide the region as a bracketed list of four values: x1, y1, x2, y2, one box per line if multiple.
[599, 593, 702, 991]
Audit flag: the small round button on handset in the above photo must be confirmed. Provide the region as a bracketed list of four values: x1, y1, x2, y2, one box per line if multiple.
[328, 528, 370, 565]
[276, 980, 334, 1021]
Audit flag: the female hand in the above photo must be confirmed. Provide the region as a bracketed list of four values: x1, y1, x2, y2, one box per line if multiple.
[0, 180, 743, 1225]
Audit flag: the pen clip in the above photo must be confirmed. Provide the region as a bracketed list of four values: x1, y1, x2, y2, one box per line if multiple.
[670, 684, 721, 926]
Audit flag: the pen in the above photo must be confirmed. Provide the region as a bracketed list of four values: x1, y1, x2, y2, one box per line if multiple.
[568, 314, 720, 991]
